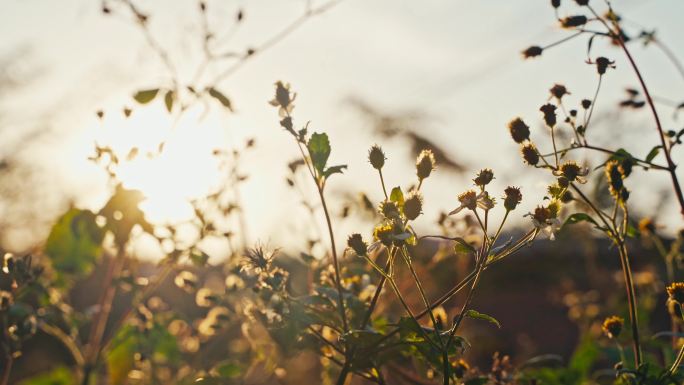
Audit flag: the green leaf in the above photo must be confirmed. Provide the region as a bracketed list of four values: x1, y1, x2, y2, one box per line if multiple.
[307, 132, 331, 175]
[464, 309, 501, 328]
[164, 90, 174, 113]
[45, 208, 104, 285]
[323, 164, 347, 178]
[100, 184, 153, 246]
[213, 361, 243, 378]
[133, 88, 159, 104]
[19, 366, 75, 385]
[340, 329, 385, 349]
[452, 237, 476, 253]
[645, 145, 661, 163]
[208, 87, 233, 111]
[390, 186, 404, 208]
[563, 213, 600, 230]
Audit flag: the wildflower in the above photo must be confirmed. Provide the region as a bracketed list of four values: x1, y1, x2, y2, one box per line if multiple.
[540, 103, 557, 127]
[522, 46, 543, 59]
[638, 218, 656, 235]
[403, 191, 423, 221]
[602, 316, 623, 339]
[416, 149, 436, 181]
[477, 191, 496, 211]
[269, 81, 296, 116]
[473, 168, 495, 187]
[554, 161, 589, 183]
[667, 282, 684, 304]
[521, 143, 540, 166]
[526, 205, 561, 240]
[550, 84, 570, 100]
[560, 15, 588, 28]
[347, 233, 368, 256]
[503, 186, 522, 211]
[449, 190, 478, 215]
[508, 117, 530, 144]
[594, 57, 615, 75]
[368, 145, 386, 170]
[581, 99, 592, 109]
[373, 223, 395, 247]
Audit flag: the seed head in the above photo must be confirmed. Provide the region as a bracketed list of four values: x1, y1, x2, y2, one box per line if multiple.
[473, 168, 494, 187]
[575, 0, 589, 5]
[378, 200, 401, 220]
[403, 191, 423, 221]
[457, 190, 478, 211]
[532, 206, 551, 223]
[601, 316, 623, 339]
[347, 233, 368, 256]
[508, 117, 530, 143]
[273, 81, 292, 109]
[416, 149, 436, 181]
[368, 144, 386, 170]
[559, 161, 585, 182]
[560, 15, 588, 28]
[521, 144, 540, 166]
[540, 103, 557, 127]
[551, 0, 561, 8]
[605, 160, 625, 198]
[550, 84, 570, 100]
[594, 57, 615, 75]
[581, 99, 592, 109]
[503, 186, 522, 211]
[522, 46, 543, 59]
[667, 282, 684, 304]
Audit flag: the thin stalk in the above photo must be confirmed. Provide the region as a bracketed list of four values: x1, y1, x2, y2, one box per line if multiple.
[667, 305, 684, 376]
[584, 75, 603, 141]
[378, 169, 389, 199]
[1, 357, 12, 385]
[590, 5, 684, 216]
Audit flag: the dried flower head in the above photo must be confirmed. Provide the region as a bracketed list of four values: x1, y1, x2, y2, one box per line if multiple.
[269, 81, 296, 116]
[449, 190, 479, 215]
[667, 282, 684, 304]
[379, 200, 401, 220]
[521, 143, 540, 166]
[556, 161, 588, 183]
[503, 186, 522, 211]
[522, 46, 543, 59]
[602, 316, 623, 338]
[551, 0, 561, 8]
[416, 149, 436, 180]
[594, 57, 615, 75]
[560, 15, 588, 28]
[508, 117, 530, 143]
[581, 99, 592, 109]
[575, 0, 589, 5]
[526, 204, 561, 240]
[540, 103, 557, 127]
[477, 191, 496, 211]
[347, 233, 368, 256]
[368, 144, 386, 170]
[242, 246, 276, 274]
[605, 160, 628, 201]
[404, 191, 423, 221]
[550, 84, 570, 100]
[473, 168, 494, 187]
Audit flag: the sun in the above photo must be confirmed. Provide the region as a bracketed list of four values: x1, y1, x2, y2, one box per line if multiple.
[90, 102, 230, 224]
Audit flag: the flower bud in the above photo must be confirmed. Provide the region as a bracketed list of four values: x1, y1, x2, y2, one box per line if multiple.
[347, 233, 368, 256]
[503, 186, 522, 211]
[368, 144, 386, 170]
[521, 144, 540, 166]
[508, 117, 530, 143]
[416, 149, 436, 181]
[540, 104, 557, 127]
[403, 191, 423, 221]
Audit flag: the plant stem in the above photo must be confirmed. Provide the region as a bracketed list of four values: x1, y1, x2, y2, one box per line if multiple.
[1, 356, 12, 385]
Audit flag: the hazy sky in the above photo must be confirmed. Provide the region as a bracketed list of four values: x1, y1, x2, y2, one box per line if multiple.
[1, 0, 683, 259]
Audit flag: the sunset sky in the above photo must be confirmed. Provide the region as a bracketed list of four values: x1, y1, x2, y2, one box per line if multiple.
[1, 0, 683, 259]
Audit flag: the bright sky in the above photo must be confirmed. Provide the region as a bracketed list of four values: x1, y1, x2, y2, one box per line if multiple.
[1, 0, 683, 260]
